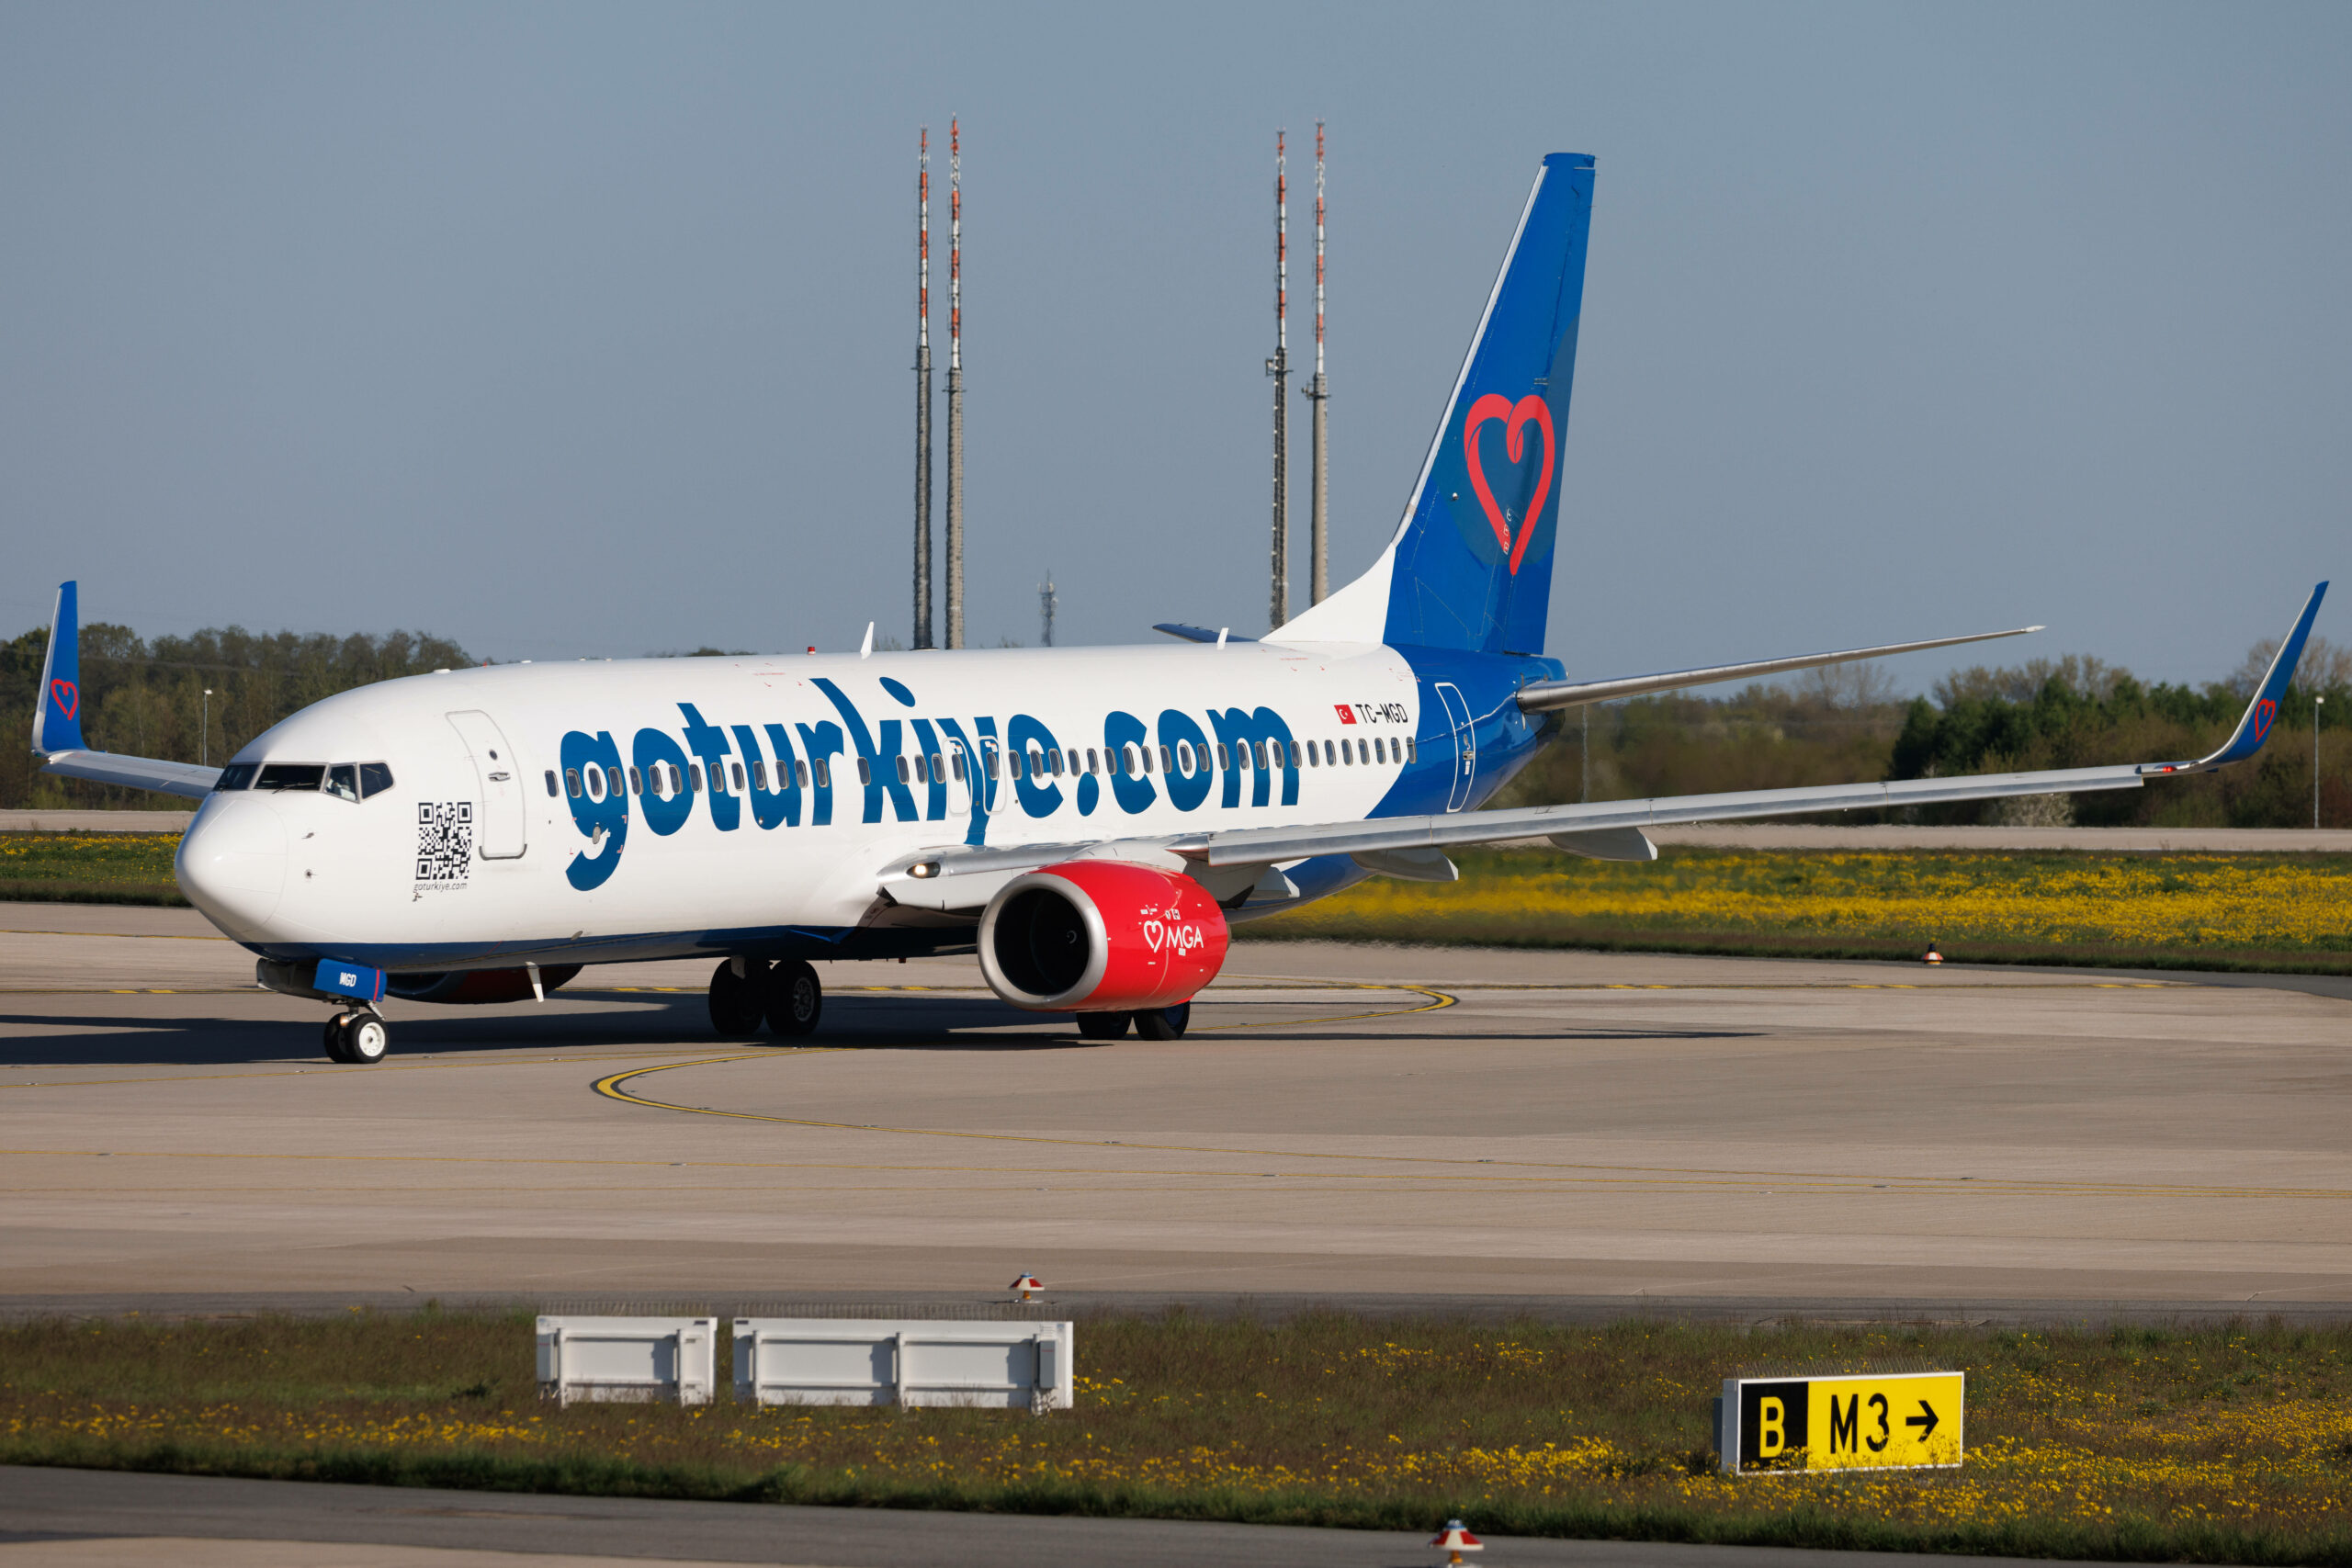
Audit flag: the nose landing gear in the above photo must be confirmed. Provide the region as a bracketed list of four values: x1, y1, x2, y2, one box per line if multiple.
[707, 958, 824, 1040]
[323, 1009, 390, 1065]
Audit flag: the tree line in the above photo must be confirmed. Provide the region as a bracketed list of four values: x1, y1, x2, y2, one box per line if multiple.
[0, 621, 470, 809]
[1493, 637, 2352, 829]
[8, 615, 2351, 828]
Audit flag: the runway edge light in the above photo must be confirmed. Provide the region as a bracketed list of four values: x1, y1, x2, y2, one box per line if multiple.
[1719, 1371, 1964, 1475]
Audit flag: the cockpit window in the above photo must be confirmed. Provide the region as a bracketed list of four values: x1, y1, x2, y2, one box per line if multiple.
[359, 762, 394, 797]
[324, 764, 360, 802]
[213, 763, 256, 792]
[255, 763, 323, 792]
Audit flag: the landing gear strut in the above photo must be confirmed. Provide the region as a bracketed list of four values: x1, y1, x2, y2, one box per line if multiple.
[707, 958, 824, 1040]
[323, 1009, 390, 1065]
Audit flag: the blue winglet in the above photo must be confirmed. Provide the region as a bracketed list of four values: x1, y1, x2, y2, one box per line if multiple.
[2144, 581, 2328, 774]
[31, 581, 85, 756]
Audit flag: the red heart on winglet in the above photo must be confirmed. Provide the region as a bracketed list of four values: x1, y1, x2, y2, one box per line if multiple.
[1464, 393, 1555, 575]
[51, 680, 77, 721]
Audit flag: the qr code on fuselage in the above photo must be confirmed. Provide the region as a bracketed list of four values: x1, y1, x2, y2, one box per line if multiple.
[415, 801, 473, 888]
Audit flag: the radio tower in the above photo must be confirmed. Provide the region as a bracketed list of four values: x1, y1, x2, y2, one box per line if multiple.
[912, 130, 935, 650]
[944, 118, 966, 649]
[1265, 130, 1290, 629]
[1038, 571, 1057, 648]
[1303, 122, 1329, 604]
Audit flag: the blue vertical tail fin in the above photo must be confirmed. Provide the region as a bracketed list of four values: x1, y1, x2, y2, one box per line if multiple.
[1273, 153, 1593, 655]
[32, 581, 85, 755]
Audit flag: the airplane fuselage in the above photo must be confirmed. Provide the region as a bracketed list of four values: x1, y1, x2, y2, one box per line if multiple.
[176, 640, 1563, 974]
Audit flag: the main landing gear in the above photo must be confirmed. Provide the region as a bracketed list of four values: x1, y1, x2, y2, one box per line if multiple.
[708, 958, 824, 1040]
[322, 1009, 390, 1065]
[1076, 1001, 1191, 1041]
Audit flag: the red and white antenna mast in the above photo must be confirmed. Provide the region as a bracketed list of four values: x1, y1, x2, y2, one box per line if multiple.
[944, 117, 965, 649]
[1266, 130, 1290, 629]
[912, 129, 934, 649]
[1304, 120, 1329, 604]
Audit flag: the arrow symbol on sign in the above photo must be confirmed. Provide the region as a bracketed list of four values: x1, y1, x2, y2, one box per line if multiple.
[1905, 1400, 1940, 1439]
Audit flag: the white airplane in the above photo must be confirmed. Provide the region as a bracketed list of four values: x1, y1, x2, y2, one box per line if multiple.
[29, 153, 2325, 1065]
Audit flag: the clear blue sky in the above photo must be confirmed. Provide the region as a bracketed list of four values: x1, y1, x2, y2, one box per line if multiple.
[4, 3, 2346, 691]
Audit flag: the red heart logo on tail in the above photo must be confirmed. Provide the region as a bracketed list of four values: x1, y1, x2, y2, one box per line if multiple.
[2254, 698, 2276, 744]
[51, 680, 77, 721]
[1464, 392, 1555, 576]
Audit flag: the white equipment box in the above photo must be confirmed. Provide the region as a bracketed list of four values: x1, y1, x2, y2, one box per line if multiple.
[733, 1317, 1073, 1412]
[537, 1315, 717, 1406]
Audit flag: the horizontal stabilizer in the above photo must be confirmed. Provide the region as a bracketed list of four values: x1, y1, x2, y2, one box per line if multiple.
[1516, 626, 2044, 712]
[1152, 624, 1255, 645]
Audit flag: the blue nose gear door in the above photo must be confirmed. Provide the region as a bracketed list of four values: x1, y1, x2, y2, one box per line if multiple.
[1435, 682, 1476, 812]
[447, 710, 527, 860]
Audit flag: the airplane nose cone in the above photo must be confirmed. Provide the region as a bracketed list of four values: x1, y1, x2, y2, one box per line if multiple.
[175, 796, 287, 936]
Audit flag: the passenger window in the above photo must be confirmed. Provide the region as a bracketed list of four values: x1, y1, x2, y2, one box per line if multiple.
[689, 764, 704, 793]
[1044, 750, 1058, 777]
[896, 755, 911, 784]
[543, 770, 559, 797]
[930, 752, 944, 782]
[858, 758, 873, 786]
[951, 752, 966, 782]
[629, 767, 643, 795]
[731, 762, 745, 791]
[1153, 746, 1166, 773]
[606, 767, 623, 798]
[214, 763, 256, 792]
[1085, 749, 1099, 774]
[564, 769, 582, 798]
[812, 759, 829, 789]
[795, 760, 809, 789]
[1408, 738, 1419, 762]
[984, 747, 999, 781]
[256, 763, 324, 792]
[1216, 744, 1231, 770]
[324, 764, 359, 801]
[1009, 750, 1024, 779]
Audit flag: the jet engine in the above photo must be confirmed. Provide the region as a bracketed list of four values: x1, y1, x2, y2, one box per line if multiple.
[978, 860, 1228, 1012]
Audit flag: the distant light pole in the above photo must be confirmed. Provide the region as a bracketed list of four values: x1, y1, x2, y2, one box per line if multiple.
[2317, 694, 2325, 829]
[201, 690, 212, 768]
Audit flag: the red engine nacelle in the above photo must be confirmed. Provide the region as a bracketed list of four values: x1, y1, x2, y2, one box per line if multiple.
[978, 859, 1228, 1012]
[386, 964, 582, 1005]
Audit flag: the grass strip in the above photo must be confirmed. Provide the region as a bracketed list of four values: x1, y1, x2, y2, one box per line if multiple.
[0, 832, 187, 907]
[1245, 846, 2352, 974]
[3, 1310, 2346, 1562]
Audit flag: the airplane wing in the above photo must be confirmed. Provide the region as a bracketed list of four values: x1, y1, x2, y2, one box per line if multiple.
[1189, 582, 2324, 868]
[885, 584, 2325, 906]
[40, 750, 221, 800]
[29, 581, 223, 802]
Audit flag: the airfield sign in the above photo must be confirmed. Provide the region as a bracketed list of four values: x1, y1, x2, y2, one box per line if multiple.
[1720, 1371, 1964, 1473]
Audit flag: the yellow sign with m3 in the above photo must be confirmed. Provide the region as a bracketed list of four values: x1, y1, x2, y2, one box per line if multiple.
[1720, 1371, 1963, 1474]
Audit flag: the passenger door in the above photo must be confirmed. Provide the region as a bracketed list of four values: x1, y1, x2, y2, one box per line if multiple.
[447, 710, 527, 860]
[1435, 682, 1476, 813]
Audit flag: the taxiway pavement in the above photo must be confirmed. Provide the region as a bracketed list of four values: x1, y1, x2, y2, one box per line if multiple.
[4, 902, 2348, 1310]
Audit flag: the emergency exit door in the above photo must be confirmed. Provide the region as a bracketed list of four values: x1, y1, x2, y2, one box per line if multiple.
[1435, 682, 1476, 812]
